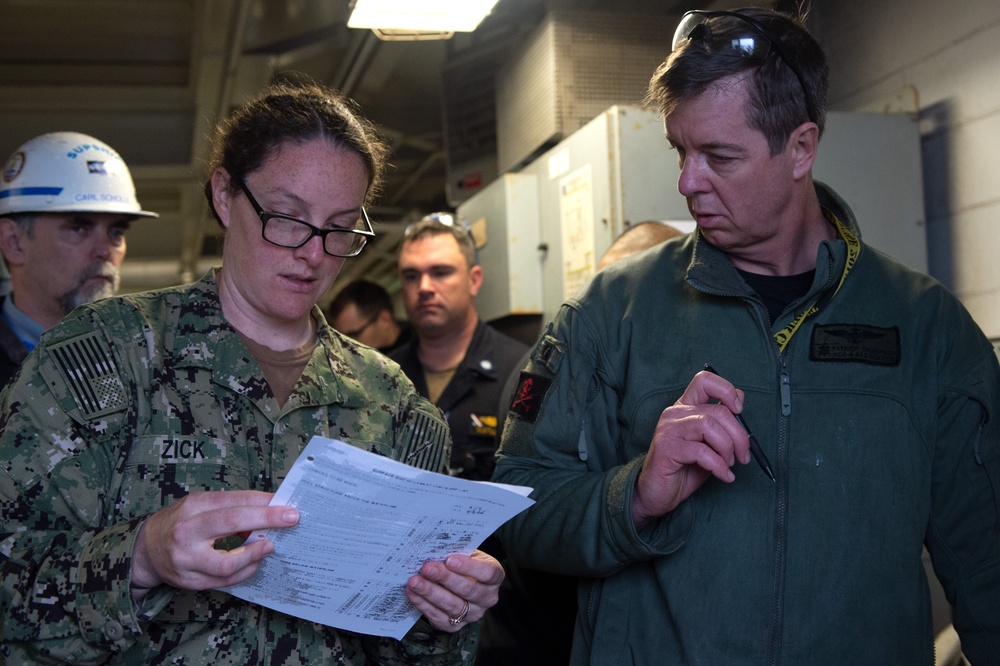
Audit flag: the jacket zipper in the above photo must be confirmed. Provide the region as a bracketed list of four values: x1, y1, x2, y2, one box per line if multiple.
[767, 356, 792, 665]
[581, 373, 603, 633]
[972, 405, 999, 533]
[579, 374, 602, 463]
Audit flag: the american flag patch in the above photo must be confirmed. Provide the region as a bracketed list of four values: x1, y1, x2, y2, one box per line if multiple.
[48, 331, 128, 418]
[396, 409, 449, 473]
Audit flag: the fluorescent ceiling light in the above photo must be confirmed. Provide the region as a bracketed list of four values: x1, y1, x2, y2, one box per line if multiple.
[347, 0, 502, 33]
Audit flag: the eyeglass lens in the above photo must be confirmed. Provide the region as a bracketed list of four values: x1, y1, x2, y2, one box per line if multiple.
[263, 215, 367, 257]
[238, 178, 371, 257]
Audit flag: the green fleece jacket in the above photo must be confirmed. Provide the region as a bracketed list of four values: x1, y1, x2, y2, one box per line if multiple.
[494, 183, 1000, 665]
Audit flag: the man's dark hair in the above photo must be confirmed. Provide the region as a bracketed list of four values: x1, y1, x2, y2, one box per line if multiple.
[646, 7, 828, 155]
[401, 214, 478, 268]
[327, 279, 392, 321]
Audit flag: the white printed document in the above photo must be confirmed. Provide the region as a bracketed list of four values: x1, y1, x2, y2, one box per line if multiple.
[222, 436, 534, 639]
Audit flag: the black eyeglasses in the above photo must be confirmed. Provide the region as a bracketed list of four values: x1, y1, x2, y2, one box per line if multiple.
[672, 10, 818, 125]
[237, 179, 374, 258]
[341, 309, 380, 338]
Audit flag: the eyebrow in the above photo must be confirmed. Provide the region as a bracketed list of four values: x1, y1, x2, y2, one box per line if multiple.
[701, 141, 748, 153]
[667, 137, 749, 155]
[254, 187, 362, 222]
[400, 263, 458, 274]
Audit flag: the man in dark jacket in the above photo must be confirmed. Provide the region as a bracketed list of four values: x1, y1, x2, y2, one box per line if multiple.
[391, 213, 526, 482]
[493, 7, 1000, 664]
[327, 279, 413, 354]
[0, 131, 156, 387]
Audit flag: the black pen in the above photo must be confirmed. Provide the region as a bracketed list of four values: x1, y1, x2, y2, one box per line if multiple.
[703, 364, 776, 482]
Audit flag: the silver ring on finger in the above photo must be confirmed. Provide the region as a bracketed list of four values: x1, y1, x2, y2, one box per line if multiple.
[448, 599, 471, 626]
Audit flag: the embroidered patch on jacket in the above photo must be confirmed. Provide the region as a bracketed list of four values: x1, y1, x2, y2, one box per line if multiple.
[509, 372, 552, 423]
[811, 324, 901, 366]
[48, 331, 129, 418]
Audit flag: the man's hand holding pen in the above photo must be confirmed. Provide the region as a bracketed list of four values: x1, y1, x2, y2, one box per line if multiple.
[703, 365, 776, 481]
[631, 367, 766, 531]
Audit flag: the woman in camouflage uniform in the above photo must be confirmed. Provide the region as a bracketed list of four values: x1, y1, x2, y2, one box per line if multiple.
[0, 82, 503, 665]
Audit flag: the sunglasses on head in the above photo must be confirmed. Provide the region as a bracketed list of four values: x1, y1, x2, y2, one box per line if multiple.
[403, 212, 479, 265]
[672, 10, 818, 125]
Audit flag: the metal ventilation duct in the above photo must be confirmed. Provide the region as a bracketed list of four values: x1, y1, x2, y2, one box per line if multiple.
[495, 9, 679, 174]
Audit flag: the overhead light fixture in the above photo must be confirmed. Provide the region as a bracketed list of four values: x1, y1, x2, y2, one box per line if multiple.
[347, 0, 502, 36]
[367, 28, 456, 41]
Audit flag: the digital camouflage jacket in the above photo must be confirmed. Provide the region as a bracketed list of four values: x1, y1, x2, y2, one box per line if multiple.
[0, 271, 474, 665]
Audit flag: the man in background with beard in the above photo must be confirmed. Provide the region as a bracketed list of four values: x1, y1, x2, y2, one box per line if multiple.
[0, 131, 157, 386]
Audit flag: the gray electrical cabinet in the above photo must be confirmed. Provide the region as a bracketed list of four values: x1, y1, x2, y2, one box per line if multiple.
[517, 105, 689, 324]
[457, 173, 544, 323]
[462, 105, 926, 326]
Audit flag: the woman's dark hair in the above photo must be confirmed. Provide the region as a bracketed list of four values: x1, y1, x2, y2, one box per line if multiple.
[203, 81, 390, 223]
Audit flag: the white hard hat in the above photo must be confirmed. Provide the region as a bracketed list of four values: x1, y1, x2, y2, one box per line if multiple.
[0, 131, 157, 218]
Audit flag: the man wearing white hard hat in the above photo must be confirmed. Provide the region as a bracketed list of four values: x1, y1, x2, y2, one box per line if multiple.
[0, 131, 157, 386]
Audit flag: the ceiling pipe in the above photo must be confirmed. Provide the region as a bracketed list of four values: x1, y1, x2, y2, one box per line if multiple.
[334, 30, 380, 97]
[387, 150, 446, 206]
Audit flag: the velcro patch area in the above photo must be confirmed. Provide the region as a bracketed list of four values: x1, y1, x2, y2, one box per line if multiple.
[811, 324, 900, 366]
[397, 409, 450, 472]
